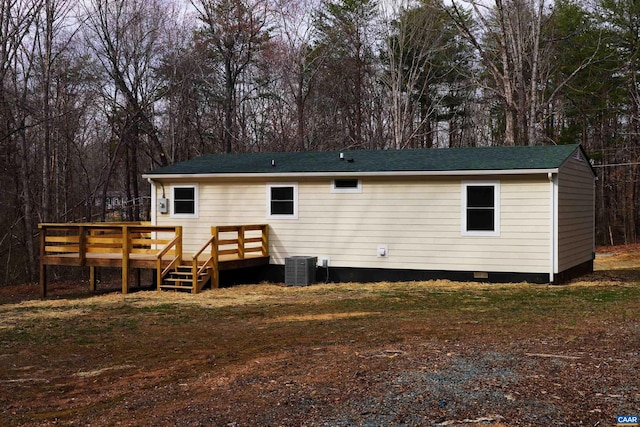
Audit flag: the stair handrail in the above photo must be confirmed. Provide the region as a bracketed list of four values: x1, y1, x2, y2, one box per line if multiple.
[192, 235, 215, 262]
[191, 234, 217, 293]
[156, 231, 182, 287]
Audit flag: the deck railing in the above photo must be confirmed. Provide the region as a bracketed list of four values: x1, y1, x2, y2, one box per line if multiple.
[214, 224, 269, 259]
[208, 224, 269, 289]
[39, 223, 183, 296]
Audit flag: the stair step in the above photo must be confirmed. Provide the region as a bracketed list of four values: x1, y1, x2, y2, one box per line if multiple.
[159, 284, 193, 290]
[159, 264, 214, 293]
[175, 265, 211, 270]
[171, 271, 210, 276]
[164, 276, 209, 282]
[166, 274, 209, 281]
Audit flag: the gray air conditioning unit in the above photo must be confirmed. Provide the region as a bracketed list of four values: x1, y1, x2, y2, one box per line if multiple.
[285, 256, 317, 286]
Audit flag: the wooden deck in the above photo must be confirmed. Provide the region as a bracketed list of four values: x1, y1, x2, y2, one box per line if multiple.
[38, 223, 269, 297]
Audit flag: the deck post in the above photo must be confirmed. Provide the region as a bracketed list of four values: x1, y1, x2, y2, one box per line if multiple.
[211, 226, 219, 288]
[176, 226, 183, 266]
[261, 224, 269, 256]
[156, 259, 162, 292]
[39, 226, 47, 299]
[89, 267, 96, 292]
[40, 263, 47, 299]
[121, 225, 130, 294]
[238, 226, 245, 259]
[78, 226, 86, 266]
[192, 255, 198, 294]
[88, 227, 95, 292]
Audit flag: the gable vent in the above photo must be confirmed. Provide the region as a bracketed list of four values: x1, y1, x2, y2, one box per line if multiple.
[572, 151, 584, 162]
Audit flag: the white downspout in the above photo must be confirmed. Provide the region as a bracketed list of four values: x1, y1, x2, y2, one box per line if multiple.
[548, 172, 558, 283]
[147, 178, 157, 226]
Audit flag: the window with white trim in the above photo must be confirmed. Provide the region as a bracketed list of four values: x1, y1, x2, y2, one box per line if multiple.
[332, 178, 361, 193]
[171, 185, 198, 218]
[462, 181, 500, 236]
[267, 183, 298, 219]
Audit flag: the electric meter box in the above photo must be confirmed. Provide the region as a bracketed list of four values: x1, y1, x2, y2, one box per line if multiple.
[158, 198, 169, 214]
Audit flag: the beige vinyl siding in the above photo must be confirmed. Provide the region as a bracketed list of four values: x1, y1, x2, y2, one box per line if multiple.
[557, 153, 595, 272]
[154, 174, 551, 274]
[157, 181, 267, 250]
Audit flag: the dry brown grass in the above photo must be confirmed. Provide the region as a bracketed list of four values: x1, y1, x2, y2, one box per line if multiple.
[1, 249, 639, 426]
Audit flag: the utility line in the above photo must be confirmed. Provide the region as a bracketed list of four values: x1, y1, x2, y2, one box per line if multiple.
[592, 162, 640, 168]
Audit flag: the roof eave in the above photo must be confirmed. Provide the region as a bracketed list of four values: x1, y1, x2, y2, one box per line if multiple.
[142, 168, 560, 180]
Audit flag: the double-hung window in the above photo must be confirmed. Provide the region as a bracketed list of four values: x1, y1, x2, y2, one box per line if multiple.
[267, 183, 298, 219]
[462, 181, 500, 236]
[171, 185, 198, 218]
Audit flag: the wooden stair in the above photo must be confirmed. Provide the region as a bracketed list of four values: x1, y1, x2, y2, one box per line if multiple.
[159, 264, 212, 292]
[156, 224, 268, 294]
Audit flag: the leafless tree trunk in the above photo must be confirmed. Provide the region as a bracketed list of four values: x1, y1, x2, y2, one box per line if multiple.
[382, 0, 459, 149]
[14, 33, 39, 281]
[274, 0, 323, 151]
[0, 0, 43, 282]
[192, 0, 270, 153]
[84, 0, 169, 168]
[448, 0, 601, 146]
[34, 0, 78, 222]
[446, 0, 536, 145]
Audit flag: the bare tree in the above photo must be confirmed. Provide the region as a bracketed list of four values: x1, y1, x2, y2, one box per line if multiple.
[0, 0, 43, 282]
[0, 0, 42, 144]
[32, 0, 83, 222]
[191, 0, 271, 153]
[382, 0, 473, 149]
[84, 0, 172, 220]
[447, 0, 541, 145]
[84, 0, 170, 168]
[156, 9, 204, 161]
[272, 0, 323, 151]
[447, 0, 601, 145]
[313, 0, 379, 149]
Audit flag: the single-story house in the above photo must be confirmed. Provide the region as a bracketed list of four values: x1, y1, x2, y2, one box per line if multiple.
[142, 144, 596, 284]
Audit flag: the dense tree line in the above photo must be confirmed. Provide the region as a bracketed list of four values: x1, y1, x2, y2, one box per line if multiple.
[0, 0, 638, 283]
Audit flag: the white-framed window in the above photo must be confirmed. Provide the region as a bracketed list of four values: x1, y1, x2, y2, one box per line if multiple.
[462, 181, 500, 236]
[331, 178, 362, 193]
[171, 184, 198, 218]
[267, 183, 298, 219]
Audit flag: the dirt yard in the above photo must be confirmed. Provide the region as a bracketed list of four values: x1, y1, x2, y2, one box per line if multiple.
[1, 250, 639, 426]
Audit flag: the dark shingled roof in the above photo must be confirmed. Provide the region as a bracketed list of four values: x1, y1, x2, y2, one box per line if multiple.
[145, 144, 585, 176]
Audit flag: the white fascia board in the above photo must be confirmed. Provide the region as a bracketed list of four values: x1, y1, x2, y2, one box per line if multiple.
[142, 168, 559, 180]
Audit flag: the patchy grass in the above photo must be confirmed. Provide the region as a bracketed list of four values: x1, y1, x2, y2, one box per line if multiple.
[1, 253, 640, 426]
